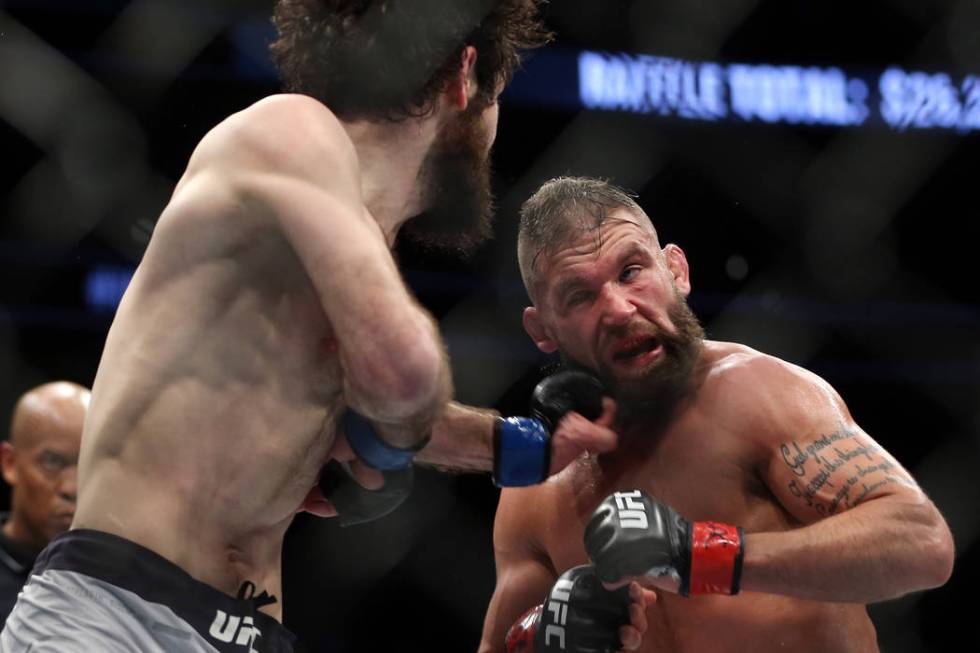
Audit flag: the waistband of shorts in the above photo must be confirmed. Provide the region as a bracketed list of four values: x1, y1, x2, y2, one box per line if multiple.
[33, 528, 297, 652]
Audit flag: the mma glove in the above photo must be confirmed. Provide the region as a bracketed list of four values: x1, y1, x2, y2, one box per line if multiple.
[322, 369, 606, 524]
[318, 410, 424, 527]
[504, 565, 630, 653]
[493, 370, 605, 487]
[585, 490, 744, 597]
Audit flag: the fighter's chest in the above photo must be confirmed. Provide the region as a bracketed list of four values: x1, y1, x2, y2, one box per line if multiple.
[542, 424, 766, 570]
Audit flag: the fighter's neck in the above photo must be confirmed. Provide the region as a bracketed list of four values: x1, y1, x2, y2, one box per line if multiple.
[341, 116, 439, 246]
[1, 513, 44, 555]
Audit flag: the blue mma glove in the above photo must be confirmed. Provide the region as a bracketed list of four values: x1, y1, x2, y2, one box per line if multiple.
[494, 370, 605, 487]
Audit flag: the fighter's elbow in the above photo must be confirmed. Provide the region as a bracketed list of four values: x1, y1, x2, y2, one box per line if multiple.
[920, 520, 955, 589]
[346, 334, 449, 424]
[907, 502, 955, 591]
[385, 337, 449, 413]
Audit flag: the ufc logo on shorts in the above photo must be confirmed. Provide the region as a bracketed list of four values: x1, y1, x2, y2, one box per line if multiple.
[543, 577, 574, 649]
[210, 609, 262, 651]
[614, 490, 649, 529]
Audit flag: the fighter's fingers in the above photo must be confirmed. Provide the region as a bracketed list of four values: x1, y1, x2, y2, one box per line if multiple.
[628, 601, 647, 634]
[327, 431, 354, 461]
[609, 574, 677, 595]
[348, 458, 385, 490]
[602, 575, 632, 591]
[618, 625, 642, 651]
[595, 396, 617, 428]
[297, 485, 339, 518]
[560, 411, 618, 453]
[631, 583, 657, 608]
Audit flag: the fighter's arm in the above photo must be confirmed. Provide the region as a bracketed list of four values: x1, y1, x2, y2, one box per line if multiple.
[479, 488, 558, 653]
[416, 397, 618, 475]
[231, 96, 449, 445]
[586, 356, 953, 604]
[741, 358, 955, 602]
[482, 489, 653, 653]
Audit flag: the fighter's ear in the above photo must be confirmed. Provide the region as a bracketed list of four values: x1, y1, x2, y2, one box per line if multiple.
[523, 306, 558, 354]
[663, 244, 691, 296]
[446, 45, 478, 110]
[0, 442, 17, 486]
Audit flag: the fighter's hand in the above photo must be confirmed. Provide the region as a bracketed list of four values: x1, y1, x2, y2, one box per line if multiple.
[327, 430, 385, 490]
[548, 397, 618, 475]
[504, 565, 656, 653]
[619, 582, 657, 651]
[494, 370, 617, 487]
[297, 428, 387, 519]
[585, 489, 745, 597]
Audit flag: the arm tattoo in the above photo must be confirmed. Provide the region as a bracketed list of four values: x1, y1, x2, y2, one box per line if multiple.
[779, 426, 911, 516]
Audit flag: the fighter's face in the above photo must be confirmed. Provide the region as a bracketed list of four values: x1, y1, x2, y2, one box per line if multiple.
[400, 95, 498, 253]
[2, 418, 80, 547]
[527, 213, 704, 406]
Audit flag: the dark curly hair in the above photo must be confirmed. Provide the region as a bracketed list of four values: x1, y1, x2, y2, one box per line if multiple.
[270, 0, 551, 121]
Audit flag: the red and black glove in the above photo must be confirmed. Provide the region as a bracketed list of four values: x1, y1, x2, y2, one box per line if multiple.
[585, 490, 744, 596]
[504, 565, 629, 653]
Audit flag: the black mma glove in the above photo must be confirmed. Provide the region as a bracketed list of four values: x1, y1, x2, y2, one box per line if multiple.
[494, 370, 605, 487]
[585, 490, 744, 596]
[504, 565, 630, 653]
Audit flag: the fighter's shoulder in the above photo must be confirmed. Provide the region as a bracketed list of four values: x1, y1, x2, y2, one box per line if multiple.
[703, 341, 846, 432]
[191, 94, 358, 185]
[705, 340, 823, 390]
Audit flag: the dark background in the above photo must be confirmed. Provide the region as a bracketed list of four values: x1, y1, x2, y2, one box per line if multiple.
[1, 1, 978, 651]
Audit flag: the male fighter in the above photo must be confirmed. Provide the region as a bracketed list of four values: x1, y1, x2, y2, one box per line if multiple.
[480, 177, 954, 653]
[0, 382, 88, 626]
[0, 4, 648, 652]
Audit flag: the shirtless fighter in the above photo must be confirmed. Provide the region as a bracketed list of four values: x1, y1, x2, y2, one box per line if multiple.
[480, 177, 955, 653]
[0, 4, 651, 652]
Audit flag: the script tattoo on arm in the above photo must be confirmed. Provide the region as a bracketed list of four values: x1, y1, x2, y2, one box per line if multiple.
[778, 426, 916, 517]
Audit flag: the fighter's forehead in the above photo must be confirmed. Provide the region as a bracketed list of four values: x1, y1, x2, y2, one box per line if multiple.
[536, 211, 658, 280]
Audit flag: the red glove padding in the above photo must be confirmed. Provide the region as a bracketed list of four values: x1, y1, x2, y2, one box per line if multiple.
[585, 489, 744, 596]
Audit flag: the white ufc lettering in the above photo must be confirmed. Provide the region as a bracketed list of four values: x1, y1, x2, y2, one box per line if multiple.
[550, 578, 573, 602]
[614, 491, 648, 529]
[210, 610, 262, 651]
[543, 577, 574, 649]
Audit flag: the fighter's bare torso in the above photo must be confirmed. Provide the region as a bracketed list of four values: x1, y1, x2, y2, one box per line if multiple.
[73, 96, 365, 617]
[505, 342, 878, 652]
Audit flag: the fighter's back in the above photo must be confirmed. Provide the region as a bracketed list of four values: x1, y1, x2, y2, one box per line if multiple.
[73, 95, 357, 603]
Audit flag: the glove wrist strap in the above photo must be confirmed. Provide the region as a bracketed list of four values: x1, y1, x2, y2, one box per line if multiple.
[493, 417, 550, 487]
[344, 410, 427, 471]
[688, 522, 744, 595]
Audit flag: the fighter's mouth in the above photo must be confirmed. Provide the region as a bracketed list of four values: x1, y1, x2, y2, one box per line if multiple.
[612, 336, 660, 360]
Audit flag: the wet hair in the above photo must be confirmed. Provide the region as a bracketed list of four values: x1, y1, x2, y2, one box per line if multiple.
[270, 0, 551, 121]
[517, 176, 653, 300]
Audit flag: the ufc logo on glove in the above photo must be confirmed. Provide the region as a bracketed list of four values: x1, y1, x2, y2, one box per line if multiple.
[613, 490, 649, 529]
[543, 577, 574, 648]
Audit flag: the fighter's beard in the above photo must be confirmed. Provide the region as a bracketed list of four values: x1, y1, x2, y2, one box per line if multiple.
[580, 292, 705, 433]
[399, 102, 494, 256]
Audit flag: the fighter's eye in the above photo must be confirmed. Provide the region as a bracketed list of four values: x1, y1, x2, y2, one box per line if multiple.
[38, 451, 69, 472]
[566, 291, 591, 307]
[620, 266, 641, 282]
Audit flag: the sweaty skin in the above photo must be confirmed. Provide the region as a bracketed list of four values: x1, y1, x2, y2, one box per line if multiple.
[73, 85, 482, 619]
[480, 212, 952, 652]
[485, 343, 878, 653]
[72, 65, 618, 623]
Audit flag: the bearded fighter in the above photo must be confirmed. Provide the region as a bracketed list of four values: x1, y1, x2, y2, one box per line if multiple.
[0, 5, 652, 652]
[480, 177, 953, 653]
